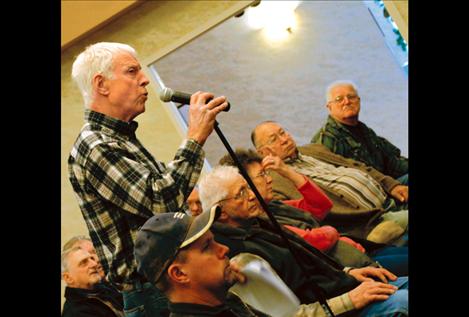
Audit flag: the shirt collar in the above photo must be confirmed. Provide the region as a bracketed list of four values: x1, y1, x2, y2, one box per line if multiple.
[328, 115, 365, 133]
[85, 109, 139, 137]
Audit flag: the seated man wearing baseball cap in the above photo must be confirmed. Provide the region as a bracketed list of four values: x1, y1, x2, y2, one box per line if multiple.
[133, 206, 269, 316]
[133, 206, 407, 317]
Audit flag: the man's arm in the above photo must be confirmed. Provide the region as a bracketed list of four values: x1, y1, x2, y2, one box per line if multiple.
[294, 293, 354, 317]
[299, 143, 401, 194]
[378, 136, 408, 179]
[283, 179, 333, 221]
[85, 138, 204, 216]
[263, 155, 332, 220]
[82, 91, 228, 217]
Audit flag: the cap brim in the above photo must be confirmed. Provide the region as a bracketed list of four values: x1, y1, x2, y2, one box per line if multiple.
[181, 204, 220, 248]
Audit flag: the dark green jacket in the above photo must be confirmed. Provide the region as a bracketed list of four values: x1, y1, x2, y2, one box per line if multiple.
[211, 217, 361, 304]
[311, 116, 408, 179]
[169, 293, 270, 317]
[62, 282, 124, 317]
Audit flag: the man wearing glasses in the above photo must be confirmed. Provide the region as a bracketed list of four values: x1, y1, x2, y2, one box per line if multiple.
[311, 80, 408, 183]
[251, 120, 408, 245]
[218, 148, 368, 254]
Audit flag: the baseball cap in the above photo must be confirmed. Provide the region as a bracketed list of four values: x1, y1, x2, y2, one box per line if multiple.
[134, 205, 221, 284]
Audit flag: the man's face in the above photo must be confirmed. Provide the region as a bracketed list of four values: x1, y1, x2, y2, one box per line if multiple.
[255, 123, 297, 160]
[327, 84, 361, 125]
[106, 52, 150, 121]
[220, 175, 257, 221]
[187, 189, 203, 217]
[63, 249, 102, 289]
[246, 162, 273, 203]
[180, 230, 237, 292]
[75, 240, 105, 278]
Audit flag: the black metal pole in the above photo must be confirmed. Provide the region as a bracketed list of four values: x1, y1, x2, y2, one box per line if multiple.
[213, 120, 335, 317]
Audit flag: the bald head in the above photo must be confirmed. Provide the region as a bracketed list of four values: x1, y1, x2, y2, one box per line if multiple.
[251, 121, 298, 160]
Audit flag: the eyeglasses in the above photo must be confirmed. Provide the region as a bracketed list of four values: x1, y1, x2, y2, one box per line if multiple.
[258, 130, 289, 148]
[328, 94, 360, 105]
[253, 170, 271, 180]
[216, 187, 249, 204]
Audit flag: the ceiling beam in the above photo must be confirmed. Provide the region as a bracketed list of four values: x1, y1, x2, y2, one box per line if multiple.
[61, 0, 143, 50]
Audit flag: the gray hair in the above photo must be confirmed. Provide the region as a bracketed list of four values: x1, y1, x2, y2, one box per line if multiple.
[71, 42, 137, 108]
[62, 235, 91, 252]
[61, 246, 82, 274]
[198, 165, 240, 213]
[325, 80, 359, 103]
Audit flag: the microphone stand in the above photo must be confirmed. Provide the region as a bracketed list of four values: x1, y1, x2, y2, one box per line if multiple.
[213, 120, 336, 317]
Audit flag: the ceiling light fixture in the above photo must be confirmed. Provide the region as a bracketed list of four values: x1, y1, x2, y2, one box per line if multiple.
[245, 1, 300, 41]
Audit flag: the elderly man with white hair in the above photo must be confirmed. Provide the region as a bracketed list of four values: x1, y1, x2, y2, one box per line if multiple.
[311, 80, 408, 183]
[68, 42, 228, 317]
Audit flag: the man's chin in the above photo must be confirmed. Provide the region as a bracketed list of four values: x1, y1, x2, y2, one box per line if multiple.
[224, 267, 239, 288]
[283, 145, 298, 160]
[90, 274, 103, 284]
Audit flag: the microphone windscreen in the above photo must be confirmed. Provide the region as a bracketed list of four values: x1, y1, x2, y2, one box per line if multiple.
[159, 87, 173, 102]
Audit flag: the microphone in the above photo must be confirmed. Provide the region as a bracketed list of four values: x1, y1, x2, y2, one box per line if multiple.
[159, 87, 230, 112]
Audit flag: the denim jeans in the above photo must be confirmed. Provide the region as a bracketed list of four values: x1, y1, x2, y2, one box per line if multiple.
[122, 281, 169, 317]
[358, 277, 408, 317]
[370, 246, 408, 276]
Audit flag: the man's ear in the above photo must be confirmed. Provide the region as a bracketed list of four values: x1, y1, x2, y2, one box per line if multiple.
[92, 74, 110, 96]
[218, 209, 230, 223]
[167, 263, 189, 285]
[62, 272, 74, 286]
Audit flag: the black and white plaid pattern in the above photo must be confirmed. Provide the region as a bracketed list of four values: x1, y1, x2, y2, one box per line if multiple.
[68, 110, 204, 288]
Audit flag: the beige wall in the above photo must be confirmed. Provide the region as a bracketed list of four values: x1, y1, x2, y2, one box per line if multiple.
[61, 0, 141, 49]
[61, 0, 251, 309]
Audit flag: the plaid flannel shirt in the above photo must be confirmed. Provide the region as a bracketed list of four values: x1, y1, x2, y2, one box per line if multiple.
[68, 110, 204, 289]
[311, 115, 408, 179]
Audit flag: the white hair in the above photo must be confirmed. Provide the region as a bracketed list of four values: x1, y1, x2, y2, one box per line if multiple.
[62, 235, 91, 251]
[198, 165, 241, 213]
[325, 80, 359, 102]
[61, 246, 82, 274]
[71, 42, 137, 108]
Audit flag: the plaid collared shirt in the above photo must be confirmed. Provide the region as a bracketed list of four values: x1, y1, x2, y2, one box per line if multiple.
[68, 110, 204, 289]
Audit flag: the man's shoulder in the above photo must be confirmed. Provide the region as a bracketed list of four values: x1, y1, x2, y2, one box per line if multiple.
[62, 297, 115, 317]
[297, 143, 330, 156]
[63, 286, 121, 317]
[69, 124, 118, 163]
[311, 117, 337, 141]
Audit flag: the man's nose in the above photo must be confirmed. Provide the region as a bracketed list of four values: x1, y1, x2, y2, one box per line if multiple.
[247, 188, 256, 201]
[140, 73, 150, 86]
[216, 241, 230, 258]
